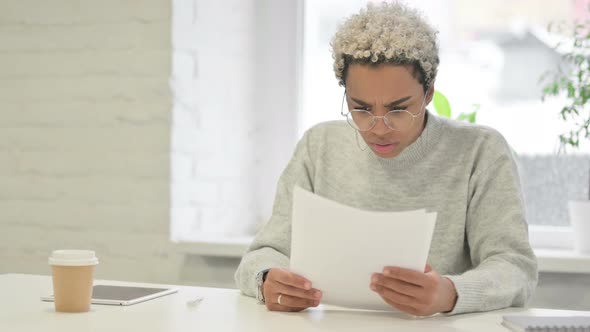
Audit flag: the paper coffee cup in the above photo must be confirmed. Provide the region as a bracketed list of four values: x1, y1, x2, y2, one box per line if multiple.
[49, 250, 99, 313]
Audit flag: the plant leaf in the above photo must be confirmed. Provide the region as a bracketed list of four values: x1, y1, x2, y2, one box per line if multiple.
[457, 112, 477, 123]
[433, 90, 451, 118]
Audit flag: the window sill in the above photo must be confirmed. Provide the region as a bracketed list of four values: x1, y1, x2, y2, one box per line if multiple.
[175, 238, 590, 274]
[175, 236, 252, 258]
[534, 248, 590, 274]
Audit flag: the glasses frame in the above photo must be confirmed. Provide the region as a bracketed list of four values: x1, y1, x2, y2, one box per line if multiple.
[340, 91, 426, 132]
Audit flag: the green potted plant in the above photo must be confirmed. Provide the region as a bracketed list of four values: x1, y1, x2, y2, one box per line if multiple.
[541, 10, 590, 253]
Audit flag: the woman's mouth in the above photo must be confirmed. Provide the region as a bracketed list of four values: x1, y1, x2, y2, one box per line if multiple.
[370, 142, 399, 154]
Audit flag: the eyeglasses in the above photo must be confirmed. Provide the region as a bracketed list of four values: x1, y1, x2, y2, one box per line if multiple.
[340, 92, 426, 132]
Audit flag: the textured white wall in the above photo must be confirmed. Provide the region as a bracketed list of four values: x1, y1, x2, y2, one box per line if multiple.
[0, 0, 297, 289]
[170, 0, 299, 242]
[171, 0, 258, 241]
[0, 0, 181, 283]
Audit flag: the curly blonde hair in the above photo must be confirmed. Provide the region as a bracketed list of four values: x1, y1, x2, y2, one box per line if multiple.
[331, 1, 439, 92]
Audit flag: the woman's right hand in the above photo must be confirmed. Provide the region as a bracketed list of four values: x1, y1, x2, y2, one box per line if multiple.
[263, 268, 323, 312]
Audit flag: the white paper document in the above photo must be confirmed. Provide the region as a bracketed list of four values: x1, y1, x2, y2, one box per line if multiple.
[290, 186, 437, 311]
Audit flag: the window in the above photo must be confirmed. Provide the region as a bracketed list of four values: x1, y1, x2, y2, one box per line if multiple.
[171, 0, 589, 250]
[301, 0, 590, 249]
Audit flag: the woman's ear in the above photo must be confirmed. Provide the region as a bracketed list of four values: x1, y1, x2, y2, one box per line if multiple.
[425, 84, 435, 105]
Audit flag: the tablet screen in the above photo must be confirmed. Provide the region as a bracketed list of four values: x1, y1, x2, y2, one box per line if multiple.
[92, 285, 171, 301]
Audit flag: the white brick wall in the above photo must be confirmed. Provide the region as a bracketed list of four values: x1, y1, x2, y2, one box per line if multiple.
[0, 0, 297, 289]
[0, 0, 182, 283]
[169, 0, 302, 242]
[171, 0, 259, 241]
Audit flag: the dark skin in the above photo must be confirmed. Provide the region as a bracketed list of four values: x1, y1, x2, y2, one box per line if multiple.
[263, 63, 457, 315]
[345, 63, 432, 158]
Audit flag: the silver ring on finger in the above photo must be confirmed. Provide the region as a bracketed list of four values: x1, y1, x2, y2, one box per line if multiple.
[277, 294, 283, 305]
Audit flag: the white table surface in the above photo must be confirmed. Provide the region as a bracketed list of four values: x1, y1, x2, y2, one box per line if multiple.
[2, 273, 589, 332]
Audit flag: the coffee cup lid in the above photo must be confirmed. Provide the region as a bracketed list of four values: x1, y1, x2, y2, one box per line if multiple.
[49, 250, 99, 266]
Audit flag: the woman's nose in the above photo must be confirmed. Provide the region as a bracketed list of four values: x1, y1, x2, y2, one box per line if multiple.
[371, 115, 391, 136]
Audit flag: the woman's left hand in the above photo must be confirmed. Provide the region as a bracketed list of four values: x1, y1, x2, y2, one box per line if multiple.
[370, 264, 457, 316]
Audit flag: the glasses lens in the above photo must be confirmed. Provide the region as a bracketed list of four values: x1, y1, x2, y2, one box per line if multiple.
[348, 110, 374, 131]
[384, 111, 414, 131]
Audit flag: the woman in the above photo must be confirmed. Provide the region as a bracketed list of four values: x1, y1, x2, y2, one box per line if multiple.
[235, 1, 537, 316]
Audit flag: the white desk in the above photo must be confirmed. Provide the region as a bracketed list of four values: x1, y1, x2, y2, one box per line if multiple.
[1, 274, 588, 332]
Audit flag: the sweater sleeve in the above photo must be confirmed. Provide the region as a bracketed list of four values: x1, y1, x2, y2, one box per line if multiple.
[234, 131, 315, 297]
[445, 144, 538, 315]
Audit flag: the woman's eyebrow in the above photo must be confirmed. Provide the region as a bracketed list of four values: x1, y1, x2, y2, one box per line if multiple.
[350, 96, 412, 107]
[384, 96, 412, 107]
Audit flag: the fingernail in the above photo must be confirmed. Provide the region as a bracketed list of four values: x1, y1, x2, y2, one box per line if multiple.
[371, 275, 378, 283]
[304, 282, 311, 290]
[370, 283, 377, 291]
[314, 291, 322, 299]
[383, 269, 391, 276]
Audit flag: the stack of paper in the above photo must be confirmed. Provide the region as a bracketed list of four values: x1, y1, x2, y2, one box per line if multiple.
[290, 186, 437, 311]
